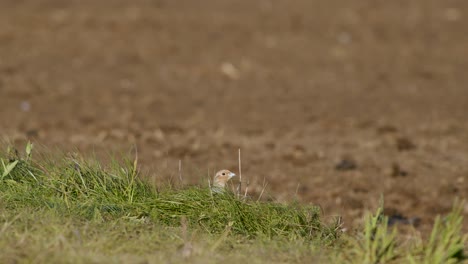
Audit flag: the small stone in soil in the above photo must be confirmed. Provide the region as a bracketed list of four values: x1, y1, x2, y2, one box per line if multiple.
[335, 159, 357, 171]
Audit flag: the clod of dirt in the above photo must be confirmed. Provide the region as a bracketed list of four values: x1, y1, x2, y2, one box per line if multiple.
[391, 163, 408, 177]
[264, 141, 276, 150]
[220, 62, 240, 80]
[335, 158, 357, 171]
[342, 196, 363, 209]
[387, 214, 421, 227]
[376, 125, 398, 135]
[439, 184, 459, 195]
[444, 8, 462, 21]
[168, 145, 200, 158]
[25, 129, 40, 138]
[20, 101, 31, 112]
[282, 145, 308, 166]
[352, 186, 368, 194]
[160, 124, 185, 134]
[396, 137, 417, 151]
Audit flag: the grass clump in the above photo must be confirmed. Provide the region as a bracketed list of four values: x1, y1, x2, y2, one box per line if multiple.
[0, 143, 467, 263]
[342, 206, 398, 263]
[337, 199, 467, 264]
[408, 200, 467, 264]
[0, 143, 337, 242]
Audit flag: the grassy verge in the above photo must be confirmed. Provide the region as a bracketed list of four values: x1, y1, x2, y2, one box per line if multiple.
[0, 143, 466, 263]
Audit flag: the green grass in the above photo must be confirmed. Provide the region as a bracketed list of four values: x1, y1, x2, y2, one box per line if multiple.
[0, 143, 466, 263]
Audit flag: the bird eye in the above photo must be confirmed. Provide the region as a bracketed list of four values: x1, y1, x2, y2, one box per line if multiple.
[222, 173, 225, 176]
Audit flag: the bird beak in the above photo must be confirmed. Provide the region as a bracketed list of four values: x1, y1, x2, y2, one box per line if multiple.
[229, 172, 236, 178]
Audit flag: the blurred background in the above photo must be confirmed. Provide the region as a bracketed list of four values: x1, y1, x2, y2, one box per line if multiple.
[1, 0, 467, 230]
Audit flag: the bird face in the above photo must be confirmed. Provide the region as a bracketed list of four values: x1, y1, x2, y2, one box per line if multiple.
[213, 169, 236, 188]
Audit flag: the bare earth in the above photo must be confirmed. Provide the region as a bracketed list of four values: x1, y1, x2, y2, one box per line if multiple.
[1, 0, 467, 232]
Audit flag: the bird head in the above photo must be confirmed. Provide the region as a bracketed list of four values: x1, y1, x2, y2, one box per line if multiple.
[213, 169, 236, 188]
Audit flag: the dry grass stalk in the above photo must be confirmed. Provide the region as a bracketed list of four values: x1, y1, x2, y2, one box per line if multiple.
[237, 148, 242, 198]
[257, 177, 268, 202]
[178, 159, 182, 184]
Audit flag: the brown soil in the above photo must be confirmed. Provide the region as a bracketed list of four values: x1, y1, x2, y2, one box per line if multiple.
[1, 0, 467, 232]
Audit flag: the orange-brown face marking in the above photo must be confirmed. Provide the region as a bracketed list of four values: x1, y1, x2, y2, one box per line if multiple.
[213, 169, 236, 188]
